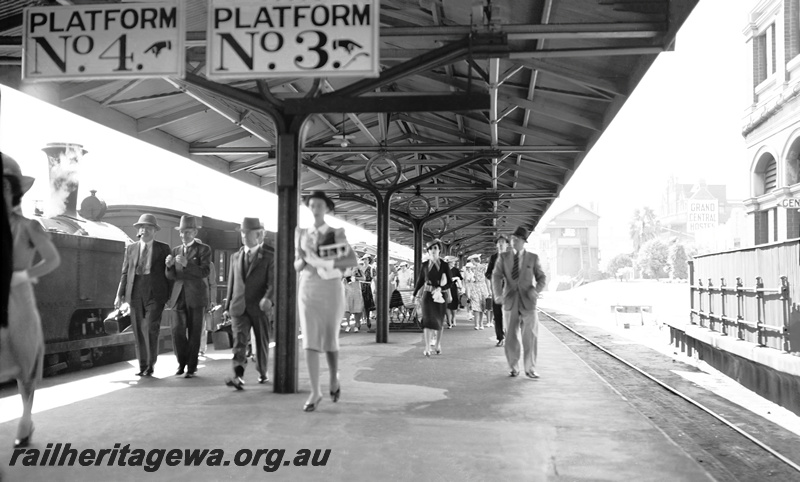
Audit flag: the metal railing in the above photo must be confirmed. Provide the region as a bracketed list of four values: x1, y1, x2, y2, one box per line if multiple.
[689, 260, 791, 352]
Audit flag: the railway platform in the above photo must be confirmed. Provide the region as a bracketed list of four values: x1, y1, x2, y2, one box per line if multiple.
[0, 312, 727, 481]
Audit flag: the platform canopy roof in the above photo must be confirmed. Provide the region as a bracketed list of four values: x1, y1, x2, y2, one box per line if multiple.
[0, 0, 698, 256]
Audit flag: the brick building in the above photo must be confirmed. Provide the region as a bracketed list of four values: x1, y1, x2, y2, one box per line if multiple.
[743, 0, 800, 244]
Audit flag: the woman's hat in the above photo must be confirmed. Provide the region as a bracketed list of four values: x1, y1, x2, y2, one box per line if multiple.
[303, 191, 335, 212]
[133, 213, 161, 231]
[443, 255, 457, 263]
[467, 253, 481, 261]
[175, 215, 199, 231]
[1, 152, 35, 194]
[510, 226, 529, 241]
[425, 238, 442, 250]
[237, 217, 264, 232]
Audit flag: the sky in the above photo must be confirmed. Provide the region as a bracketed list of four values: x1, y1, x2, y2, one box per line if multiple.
[534, 0, 752, 259]
[0, 0, 749, 263]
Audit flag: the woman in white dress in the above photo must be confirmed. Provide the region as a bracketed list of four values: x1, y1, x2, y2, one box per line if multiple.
[294, 191, 358, 412]
[464, 254, 489, 330]
[1, 153, 61, 447]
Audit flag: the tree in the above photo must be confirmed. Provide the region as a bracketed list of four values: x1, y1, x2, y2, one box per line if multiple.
[636, 239, 669, 279]
[605, 253, 633, 278]
[629, 207, 660, 254]
[667, 243, 690, 280]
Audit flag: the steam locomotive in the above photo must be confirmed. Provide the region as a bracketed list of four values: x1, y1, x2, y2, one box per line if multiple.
[29, 143, 266, 375]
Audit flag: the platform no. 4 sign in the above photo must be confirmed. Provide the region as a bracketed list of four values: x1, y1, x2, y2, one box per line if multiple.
[207, 0, 379, 80]
[23, 2, 184, 81]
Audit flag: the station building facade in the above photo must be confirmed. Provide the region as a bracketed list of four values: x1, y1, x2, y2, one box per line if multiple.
[536, 204, 600, 285]
[743, 0, 800, 244]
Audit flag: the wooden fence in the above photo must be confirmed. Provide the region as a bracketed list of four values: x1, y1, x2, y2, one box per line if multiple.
[689, 238, 799, 353]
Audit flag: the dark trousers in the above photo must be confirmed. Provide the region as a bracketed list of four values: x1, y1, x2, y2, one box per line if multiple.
[171, 290, 204, 373]
[231, 307, 269, 378]
[493, 301, 504, 341]
[131, 275, 165, 372]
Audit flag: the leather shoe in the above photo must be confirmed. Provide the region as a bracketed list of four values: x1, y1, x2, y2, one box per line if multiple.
[525, 371, 540, 379]
[145, 368, 154, 376]
[185, 372, 195, 379]
[135, 371, 146, 377]
[258, 375, 269, 384]
[175, 366, 185, 376]
[225, 376, 245, 390]
[496, 340, 504, 347]
[509, 369, 519, 377]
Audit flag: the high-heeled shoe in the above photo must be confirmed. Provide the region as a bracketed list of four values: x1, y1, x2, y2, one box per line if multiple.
[14, 423, 34, 448]
[435, 347, 442, 355]
[330, 385, 341, 403]
[423, 350, 430, 357]
[303, 395, 323, 412]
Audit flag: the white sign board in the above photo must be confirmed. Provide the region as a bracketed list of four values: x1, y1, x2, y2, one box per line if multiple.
[780, 198, 800, 210]
[687, 199, 718, 233]
[23, 2, 184, 81]
[207, 0, 379, 80]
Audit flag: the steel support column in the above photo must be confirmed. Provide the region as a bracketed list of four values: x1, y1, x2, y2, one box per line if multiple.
[375, 194, 391, 343]
[274, 128, 301, 394]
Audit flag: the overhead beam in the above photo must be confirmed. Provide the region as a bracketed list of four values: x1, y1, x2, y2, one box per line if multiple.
[137, 104, 208, 133]
[284, 93, 490, 115]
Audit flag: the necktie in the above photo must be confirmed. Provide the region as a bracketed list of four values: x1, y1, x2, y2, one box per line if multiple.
[512, 251, 519, 280]
[245, 249, 252, 271]
[137, 243, 149, 275]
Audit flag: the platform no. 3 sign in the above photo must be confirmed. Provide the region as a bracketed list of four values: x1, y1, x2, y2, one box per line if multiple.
[207, 0, 379, 80]
[23, 2, 184, 81]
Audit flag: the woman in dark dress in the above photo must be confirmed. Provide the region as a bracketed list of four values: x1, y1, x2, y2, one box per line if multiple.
[444, 256, 462, 328]
[413, 239, 453, 356]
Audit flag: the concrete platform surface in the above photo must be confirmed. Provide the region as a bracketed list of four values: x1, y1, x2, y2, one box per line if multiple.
[0, 316, 713, 481]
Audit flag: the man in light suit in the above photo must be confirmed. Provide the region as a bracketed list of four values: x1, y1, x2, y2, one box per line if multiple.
[492, 226, 546, 378]
[115, 214, 172, 376]
[223, 217, 274, 390]
[165, 215, 211, 378]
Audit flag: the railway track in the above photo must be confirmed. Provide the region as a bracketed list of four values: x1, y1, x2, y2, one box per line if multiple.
[539, 308, 800, 481]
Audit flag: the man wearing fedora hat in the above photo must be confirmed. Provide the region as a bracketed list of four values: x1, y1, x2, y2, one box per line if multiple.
[166, 215, 212, 378]
[223, 217, 274, 390]
[115, 213, 172, 377]
[491, 226, 546, 378]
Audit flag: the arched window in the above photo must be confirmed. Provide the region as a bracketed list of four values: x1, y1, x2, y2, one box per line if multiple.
[753, 153, 778, 196]
[786, 137, 800, 186]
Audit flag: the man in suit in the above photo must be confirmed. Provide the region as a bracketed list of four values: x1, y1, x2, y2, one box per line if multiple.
[165, 215, 211, 378]
[223, 217, 274, 390]
[492, 226, 546, 378]
[486, 235, 509, 347]
[115, 214, 172, 376]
